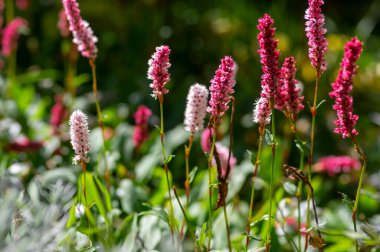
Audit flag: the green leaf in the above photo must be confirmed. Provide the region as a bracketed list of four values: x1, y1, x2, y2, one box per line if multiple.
[66, 203, 77, 228]
[339, 192, 354, 210]
[139, 203, 169, 224]
[189, 166, 198, 184]
[316, 99, 326, 110]
[283, 181, 297, 195]
[165, 154, 175, 164]
[115, 213, 135, 244]
[247, 150, 256, 165]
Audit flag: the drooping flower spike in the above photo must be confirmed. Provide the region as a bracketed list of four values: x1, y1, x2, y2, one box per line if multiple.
[275, 57, 304, 119]
[62, 0, 98, 59]
[257, 14, 281, 101]
[305, 0, 328, 74]
[69, 110, 90, 164]
[1, 18, 28, 57]
[147, 45, 171, 99]
[207, 56, 236, 122]
[329, 37, 363, 139]
[184, 84, 209, 135]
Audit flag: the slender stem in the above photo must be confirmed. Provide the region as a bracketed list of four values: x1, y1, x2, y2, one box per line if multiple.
[89, 59, 110, 190]
[158, 97, 176, 240]
[223, 205, 232, 252]
[351, 138, 367, 252]
[207, 125, 217, 251]
[180, 134, 194, 237]
[173, 186, 198, 245]
[6, 0, 14, 23]
[305, 72, 320, 251]
[80, 160, 88, 209]
[266, 105, 276, 251]
[297, 151, 304, 252]
[245, 129, 264, 251]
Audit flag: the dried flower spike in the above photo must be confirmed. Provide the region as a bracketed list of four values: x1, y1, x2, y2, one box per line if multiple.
[69, 110, 90, 164]
[275, 57, 304, 118]
[207, 56, 236, 122]
[257, 14, 281, 101]
[305, 0, 328, 74]
[1, 18, 28, 57]
[147, 45, 171, 99]
[253, 96, 272, 126]
[62, 0, 98, 59]
[329, 37, 362, 138]
[184, 84, 209, 134]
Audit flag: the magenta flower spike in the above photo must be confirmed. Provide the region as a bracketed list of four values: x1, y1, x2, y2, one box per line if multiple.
[62, 0, 98, 59]
[313, 156, 360, 176]
[50, 95, 66, 134]
[257, 14, 280, 101]
[329, 37, 363, 139]
[147, 45, 171, 99]
[69, 110, 90, 164]
[58, 9, 70, 38]
[207, 56, 236, 122]
[275, 57, 304, 118]
[305, 0, 328, 74]
[253, 96, 272, 126]
[184, 84, 209, 135]
[1, 18, 28, 57]
[133, 105, 152, 148]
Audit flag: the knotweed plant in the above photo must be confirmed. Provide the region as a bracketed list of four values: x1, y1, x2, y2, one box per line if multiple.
[257, 13, 281, 250]
[181, 83, 208, 236]
[147, 45, 177, 241]
[206, 55, 236, 251]
[62, 0, 110, 189]
[304, 0, 328, 246]
[69, 110, 90, 207]
[329, 37, 365, 252]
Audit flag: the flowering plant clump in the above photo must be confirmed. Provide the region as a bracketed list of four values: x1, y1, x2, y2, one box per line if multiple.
[207, 56, 236, 122]
[184, 83, 209, 135]
[69, 110, 90, 164]
[329, 37, 363, 138]
[313, 156, 361, 176]
[147, 45, 171, 99]
[62, 0, 98, 59]
[305, 0, 328, 74]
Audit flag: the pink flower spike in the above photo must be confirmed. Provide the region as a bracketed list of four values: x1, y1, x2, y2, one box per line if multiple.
[253, 96, 272, 126]
[147, 45, 171, 99]
[58, 9, 70, 38]
[1, 18, 28, 57]
[257, 14, 281, 101]
[214, 143, 237, 177]
[184, 84, 209, 134]
[200, 128, 214, 153]
[62, 0, 98, 59]
[275, 57, 304, 117]
[329, 37, 362, 139]
[313, 156, 360, 176]
[305, 0, 328, 74]
[16, 0, 30, 10]
[207, 56, 236, 122]
[69, 110, 91, 164]
[133, 105, 152, 148]
[50, 95, 66, 134]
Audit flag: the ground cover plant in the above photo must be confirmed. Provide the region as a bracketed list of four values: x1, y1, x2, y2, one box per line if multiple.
[0, 0, 380, 251]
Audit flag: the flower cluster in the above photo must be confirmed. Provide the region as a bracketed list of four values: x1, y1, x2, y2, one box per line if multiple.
[257, 14, 280, 100]
[1, 18, 28, 57]
[58, 9, 70, 37]
[184, 84, 209, 134]
[207, 56, 236, 122]
[50, 95, 66, 134]
[69, 110, 90, 164]
[16, 0, 30, 10]
[133, 105, 152, 148]
[147, 45, 171, 99]
[313, 156, 360, 176]
[305, 0, 328, 74]
[6, 138, 43, 152]
[329, 37, 362, 138]
[275, 57, 304, 118]
[253, 96, 272, 126]
[62, 0, 98, 59]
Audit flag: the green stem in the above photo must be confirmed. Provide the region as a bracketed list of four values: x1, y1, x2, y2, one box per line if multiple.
[266, 105, 276, 251]
[351, 138, 367, 252]
[207, 125, 217, 251]
[89, 60, 110, 191]
[245, 130, 264, 251]
[6, 0, 14, 23]
[80, 160, 88, 209]
[305, 72, 320, 251]
[159, 97, 176, 240]
[297, 151, 304, 252]
[223, 205, 232, 252]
